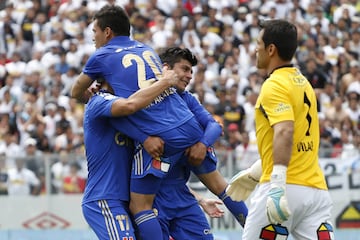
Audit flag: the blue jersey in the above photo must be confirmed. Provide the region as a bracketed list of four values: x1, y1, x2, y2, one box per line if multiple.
[152, 91, 220, 239]
[178, 91, 221, 147]
[83, 36, 195, 135]
[82, 92, 133, 204]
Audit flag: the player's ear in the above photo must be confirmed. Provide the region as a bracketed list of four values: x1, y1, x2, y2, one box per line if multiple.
[163, 63, 171, 70]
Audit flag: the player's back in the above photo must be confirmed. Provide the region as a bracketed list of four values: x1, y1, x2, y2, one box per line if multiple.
[83, 36, 195, 135]
[82, 92, 133, 204]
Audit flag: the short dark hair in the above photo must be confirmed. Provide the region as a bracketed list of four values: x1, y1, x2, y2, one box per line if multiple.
[93, 5, 130, 36]
[159, 47, 198, 68]
[259, 19, 298, 61]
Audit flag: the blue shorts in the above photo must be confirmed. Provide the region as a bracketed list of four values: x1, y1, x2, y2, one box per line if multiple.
[153, 183, 213, 240]
[82, 199, 136, 239]
[188, 146, 218, 175]
[131, 120, 203, 194]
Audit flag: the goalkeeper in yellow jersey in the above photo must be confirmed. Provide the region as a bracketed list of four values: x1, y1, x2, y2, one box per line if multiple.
[228, 19, 334, 240]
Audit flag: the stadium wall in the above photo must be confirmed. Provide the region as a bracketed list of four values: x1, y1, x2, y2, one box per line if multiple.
[0, 153, 359, 239]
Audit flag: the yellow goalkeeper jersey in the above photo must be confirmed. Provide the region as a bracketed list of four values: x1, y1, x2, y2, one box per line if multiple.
[255, 66, 327, 190]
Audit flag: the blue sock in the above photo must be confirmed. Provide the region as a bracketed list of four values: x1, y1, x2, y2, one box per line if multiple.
[134, 210, 163, 240]
[218, 189, 248, 227]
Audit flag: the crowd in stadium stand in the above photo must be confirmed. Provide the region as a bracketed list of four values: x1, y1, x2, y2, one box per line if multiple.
[0, 0, 359, 195]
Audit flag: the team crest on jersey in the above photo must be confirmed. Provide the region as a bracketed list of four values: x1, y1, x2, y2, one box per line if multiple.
[260, 224, 288, 240]
[317, 222, 334, 240]
[291, 70, 306, 86]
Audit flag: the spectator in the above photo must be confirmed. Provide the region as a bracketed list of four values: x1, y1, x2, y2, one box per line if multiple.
[349, 27, 360, 58]
[233, 6, 249, 42]
[322, 35, 346, 66]
[0, 131, 21, 168]
[310, 6, 330, 34]
[319, 82, 336, 114]
[182, 17, 204, 58]
[226, 123, 242, 150]
[0, 113, 12, 138]
[42, 102, 58, 143]
[60, 67, 78, 96]
[243, 12, 260, 43]
[339, 60, 359, 97]
[23, 137, 44, 178]
[214, 88, 227, 116]
[302, 58, 330, 91]
[65, 40, 84, 69]
[150, 14, 173, 51]
[62, 161, 86, 194]
[234, 131, 259, 171]
[5, 51, 27, 85]
[198, 21, 223, 52]
[0, 153, 8, 195]
[54, 51, 70, 74]
[286, 7, 305, 25]
[54, 124, 81, 153]
[223, 85, 246, 133]
[18, 7, 37, 61]
[0, 88, 16, 115]
[346, 68, 360, 95]
[40, 43, 61, 69]
[237, 32, 256, 78]
[30, 121, 52, 152]
[243, 88, 258, 133]
[0, 13, 17, 58]
[192, 5, 208, 31]
[344, 91, 360, 130]
[319, 130, 334, 158]
[7, 157, 40, 196]
[206, 4, 224, 35]
[25, 51, 45, 77]
[51, 150, 71, 193]
[333, 1, 357, 25]
[204, 50, 220, 77]
[325, 95, 349, 127]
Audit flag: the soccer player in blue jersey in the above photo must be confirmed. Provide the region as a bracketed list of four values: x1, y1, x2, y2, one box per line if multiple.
[71, 5, 221, 240]
[152, 47, 248, 239]
[81, 68, 179, 239]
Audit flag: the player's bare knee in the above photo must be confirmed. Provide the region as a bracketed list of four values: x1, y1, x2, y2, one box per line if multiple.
[129, 192, 155, 214]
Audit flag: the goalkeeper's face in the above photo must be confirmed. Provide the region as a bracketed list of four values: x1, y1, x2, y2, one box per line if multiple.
[170, 59, 193, 93]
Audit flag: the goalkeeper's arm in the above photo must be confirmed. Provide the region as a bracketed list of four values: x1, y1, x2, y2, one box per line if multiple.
[266, 121, 293, 224]
[226, 159, 262, 201]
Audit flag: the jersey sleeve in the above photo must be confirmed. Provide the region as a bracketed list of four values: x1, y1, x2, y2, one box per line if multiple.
[182, 92, 222, 147]
[82, 51, 110, 81]
[262, 79, 294, 126]
[88, 93, 117, 118]
[110, 117, 148, 143]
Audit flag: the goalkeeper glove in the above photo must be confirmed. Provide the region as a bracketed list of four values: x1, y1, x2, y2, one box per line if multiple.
[266, 164, 291, 224]
[226, 159, 262, 201]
